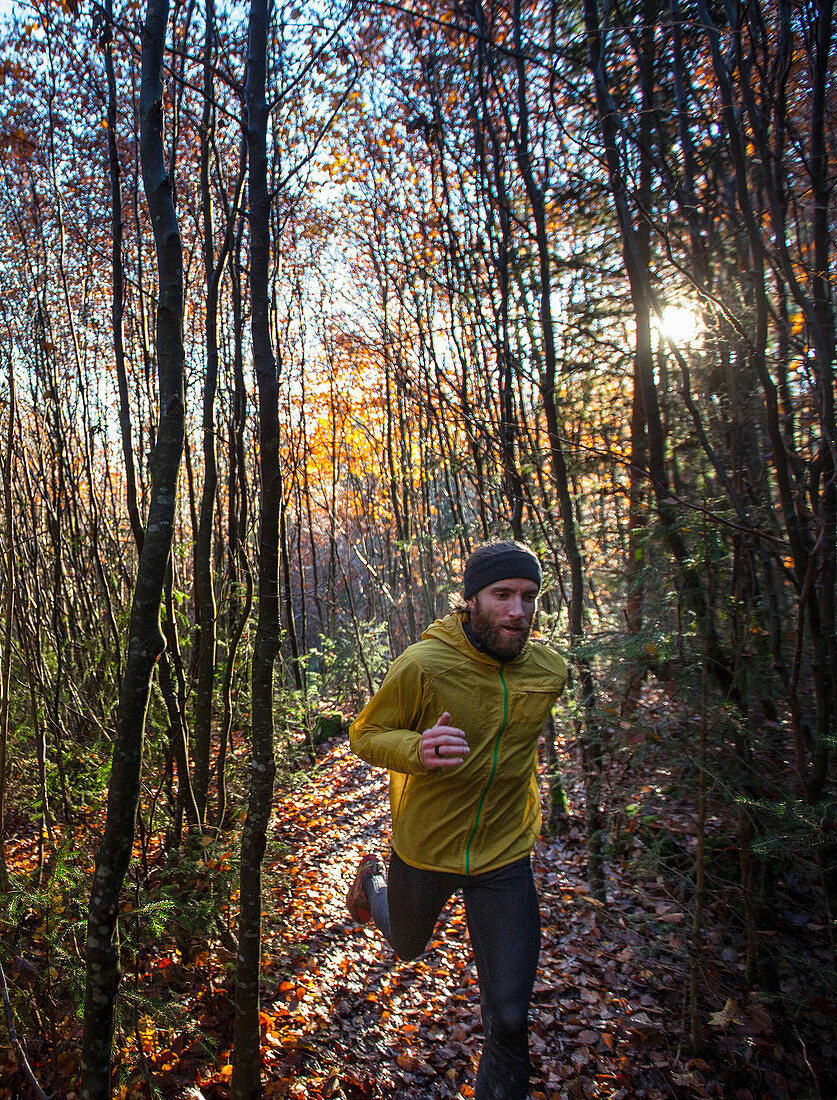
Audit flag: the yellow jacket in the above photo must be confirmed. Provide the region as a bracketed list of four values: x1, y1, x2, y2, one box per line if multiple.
[350, 612, 567, 875]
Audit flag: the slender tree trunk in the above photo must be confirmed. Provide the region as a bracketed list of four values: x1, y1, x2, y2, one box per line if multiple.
[542, 714, 569, 835]
[690, 652, 708, 1054]
[0, 341, 15, 891]
[160, 565, 201, 839]
[80, 3, 185, 1095]
[510, 0, 604, 899]
[103, 0, 144, 553]
[473, 40, 525, 538]
[231, 2, 279, 1094]
[383, 344, 417, 643]
[279, 486, 303, 689]
[216, 225, 252, 830]
[193, 0, 221, 823]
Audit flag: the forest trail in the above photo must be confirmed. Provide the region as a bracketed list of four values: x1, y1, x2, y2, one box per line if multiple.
[257, 738, 701, 1100]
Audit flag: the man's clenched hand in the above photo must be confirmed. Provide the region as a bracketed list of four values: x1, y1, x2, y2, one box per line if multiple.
[421, 712, 470, 769]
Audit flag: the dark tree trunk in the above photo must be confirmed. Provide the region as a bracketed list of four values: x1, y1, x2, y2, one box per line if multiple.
[194, 0, 224, 823]
[216, 222, 252, 830]
[80, 2, 185, 1095]
[510, 0, 604, 900]
[231, 1, 279, 1094]
[0, 333, 14, 891]
[103, 0, 144, 555]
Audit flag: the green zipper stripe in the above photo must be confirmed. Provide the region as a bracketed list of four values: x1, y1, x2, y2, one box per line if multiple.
[464, 667, 508, 874]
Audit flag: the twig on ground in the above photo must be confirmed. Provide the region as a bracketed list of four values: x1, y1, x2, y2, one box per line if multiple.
[0, 959, 51, 1100]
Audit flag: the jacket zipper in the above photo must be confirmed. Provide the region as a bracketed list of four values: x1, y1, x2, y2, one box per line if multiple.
[464, 665, 508, 874]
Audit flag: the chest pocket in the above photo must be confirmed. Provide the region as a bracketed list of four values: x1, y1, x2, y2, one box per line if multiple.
[506, 686, 558, 739]
[430, 667, 504, 745]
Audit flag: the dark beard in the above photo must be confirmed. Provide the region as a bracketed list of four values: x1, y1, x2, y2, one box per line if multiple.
[466, 611, 531, 662]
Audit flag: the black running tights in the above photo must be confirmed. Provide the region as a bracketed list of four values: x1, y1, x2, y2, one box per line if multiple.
[365, 851, 541, 1100]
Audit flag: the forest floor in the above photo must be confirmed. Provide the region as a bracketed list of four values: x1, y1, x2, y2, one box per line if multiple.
[2, 723, 835, 1099]
[204, 733, 831, 1100]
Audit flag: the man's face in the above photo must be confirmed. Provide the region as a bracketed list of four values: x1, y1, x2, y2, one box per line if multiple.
[466, 577, 539, 662]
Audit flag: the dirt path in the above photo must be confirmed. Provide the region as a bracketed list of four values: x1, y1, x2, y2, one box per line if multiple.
[258, 738, 698, 1100]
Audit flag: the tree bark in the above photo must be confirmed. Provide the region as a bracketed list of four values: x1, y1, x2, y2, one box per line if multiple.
[103, 0, 145, 554]
[231, 1, 280, 1094]
[193, 0, 247, 822]
[192, 0, 220, 825]
[510, 0, 604, 900]
[0, 331, 15, 891]
[216, 222, 252, 830]
[80, 2, 185, 1095]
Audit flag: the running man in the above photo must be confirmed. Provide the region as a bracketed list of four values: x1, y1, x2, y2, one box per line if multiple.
[347, 540, 567, 1100]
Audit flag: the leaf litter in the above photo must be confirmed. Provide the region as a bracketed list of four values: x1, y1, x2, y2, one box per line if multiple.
[233, 737, 834, 1100]
[3, 731, 832, 1099]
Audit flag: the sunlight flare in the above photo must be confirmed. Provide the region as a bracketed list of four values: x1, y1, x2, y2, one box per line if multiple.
[656, 303, 703, 346]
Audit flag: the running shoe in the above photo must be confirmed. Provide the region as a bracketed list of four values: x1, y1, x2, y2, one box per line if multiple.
[346, 853, 384, 923]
